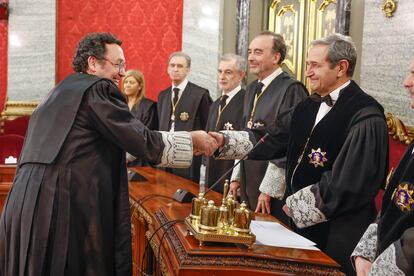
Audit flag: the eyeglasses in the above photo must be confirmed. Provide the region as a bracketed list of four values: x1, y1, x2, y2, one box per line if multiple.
[101, 57, 126, 74]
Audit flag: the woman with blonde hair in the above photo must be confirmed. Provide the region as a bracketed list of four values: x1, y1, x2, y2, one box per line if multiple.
[122, 69, 158, 130]
[122, 70, 158, 167]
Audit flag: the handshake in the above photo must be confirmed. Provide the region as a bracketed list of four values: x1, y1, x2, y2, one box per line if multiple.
[190, 130, 225, 156]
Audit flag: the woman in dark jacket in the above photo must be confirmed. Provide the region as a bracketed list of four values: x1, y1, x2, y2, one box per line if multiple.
[122, 69, 158, 167]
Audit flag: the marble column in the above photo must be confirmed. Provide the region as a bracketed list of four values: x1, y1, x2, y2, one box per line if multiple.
[182, 0, 224, 100]
[360, 0, 414, 124]
[7, 0, 55, 101]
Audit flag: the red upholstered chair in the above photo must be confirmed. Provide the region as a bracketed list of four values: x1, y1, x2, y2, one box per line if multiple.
[0, 134, 24, 165]
[0, 116, 30, 137]
[375, 113, 414, 212]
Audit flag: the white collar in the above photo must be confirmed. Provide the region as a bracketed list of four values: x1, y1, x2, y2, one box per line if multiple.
[259, 67, 283, 89]
[172, 78, 189, 92]
[223, 85, 241, 102]
[326, 80, 351, 103]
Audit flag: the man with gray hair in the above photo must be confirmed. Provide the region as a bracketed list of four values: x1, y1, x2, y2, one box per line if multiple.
[200, 53, 246, 193]
[158, 51, 212, 182]
[209, 33, 388, 275]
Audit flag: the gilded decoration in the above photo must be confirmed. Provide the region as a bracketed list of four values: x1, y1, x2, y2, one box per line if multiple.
[129, 197, 153, 225]
[382, 0, 397, 18]
[145, 230, 170, 276]
[316, 0, 337, 39]
[0, 101, 37, 120]
[269, 0, 305, 81]
[386, 112, 414, 145]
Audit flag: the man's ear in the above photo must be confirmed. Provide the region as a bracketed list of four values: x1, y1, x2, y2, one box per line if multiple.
[87, 56, 98, 73]
[239, 71, 246, 80]
[273, 52, 282, 66]
[337, 59, 349, 77]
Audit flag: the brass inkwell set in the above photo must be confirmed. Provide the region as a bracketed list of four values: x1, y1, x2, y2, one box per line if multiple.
[185, 180, 256, 247]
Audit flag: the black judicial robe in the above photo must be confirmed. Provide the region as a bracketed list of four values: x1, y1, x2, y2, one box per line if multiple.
[157, 82, 212, 182]
[204, 89, 245, 193]
[247, 81, 388, 275]
[239, 72, 307, 220]
[128, 98, 158, 166]
[130, 98, 158, 131]
[0, 73, 165, 276]
[377, 142, 414, 274]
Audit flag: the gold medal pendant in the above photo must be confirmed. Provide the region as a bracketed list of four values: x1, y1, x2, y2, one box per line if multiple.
[392, 183, 414, 212]
[170, 114, 175, 121]
[180, 112, 189, 122]
[246, 120, 253, 129]
[308, 148, 328, 168]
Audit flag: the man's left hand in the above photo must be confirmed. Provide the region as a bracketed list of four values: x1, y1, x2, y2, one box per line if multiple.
[282, 204, 292, 218]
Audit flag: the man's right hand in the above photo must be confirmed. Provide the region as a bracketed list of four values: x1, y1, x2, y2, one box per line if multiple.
[191, 130, 218, 156]
[229, 181, 240, 197]
[208, 131, 225, 148]
[255, 192, 271, 214]
[354, 256, 372, 276]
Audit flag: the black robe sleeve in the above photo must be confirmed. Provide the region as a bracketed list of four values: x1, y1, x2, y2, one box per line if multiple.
[85, 81, 165, 164]
[285, 107, 388, 228]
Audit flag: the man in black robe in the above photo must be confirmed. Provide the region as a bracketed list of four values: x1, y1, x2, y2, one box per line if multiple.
[228, 31, 307, 222]
[0, 33, 217, 276]
[157, 52, 212, 182]
[210, 34, 388, 275]
[200, 53, 246, 193]
[351, 58, 414, 276]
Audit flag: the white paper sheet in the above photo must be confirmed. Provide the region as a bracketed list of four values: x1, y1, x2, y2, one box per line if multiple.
[250, 220, 319, 251]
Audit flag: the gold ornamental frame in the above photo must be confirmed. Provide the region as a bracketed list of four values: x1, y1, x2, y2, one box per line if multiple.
[269, 0, 306, 82]
[0, 100, 38, 121]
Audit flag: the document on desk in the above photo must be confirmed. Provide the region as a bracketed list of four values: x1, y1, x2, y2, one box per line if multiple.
[251, 220, 319, 251]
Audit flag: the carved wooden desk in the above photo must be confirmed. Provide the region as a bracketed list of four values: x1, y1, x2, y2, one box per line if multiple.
[129, 167, 343, 276]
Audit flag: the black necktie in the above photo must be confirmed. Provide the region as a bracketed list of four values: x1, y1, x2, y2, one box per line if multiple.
[219, 95, 229, 112]
[172, 87, 179, 106]
[309, 93, 334, 107]
[255, 82, 264, 96]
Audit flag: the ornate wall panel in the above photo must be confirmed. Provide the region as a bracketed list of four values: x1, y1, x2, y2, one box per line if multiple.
[57, 0, 184, 101]
[269, 0, 305, 81]
[0, 22, 7, 111]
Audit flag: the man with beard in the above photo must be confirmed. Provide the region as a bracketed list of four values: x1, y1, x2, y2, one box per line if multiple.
[0, 33, 217, 276]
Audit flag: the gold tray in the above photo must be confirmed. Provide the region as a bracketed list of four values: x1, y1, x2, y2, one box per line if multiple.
[184, 217, 256, 248]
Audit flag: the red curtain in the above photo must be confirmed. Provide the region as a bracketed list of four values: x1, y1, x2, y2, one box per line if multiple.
[0, 21, 7, 111]
[56, 0, 184, 101]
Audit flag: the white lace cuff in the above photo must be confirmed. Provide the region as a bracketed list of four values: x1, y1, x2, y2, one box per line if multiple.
[368, 244, 405, 276]
[285, 185, 327, 228]
[230, 160, 240, 182]
[351, 223, 378, 263]
[259, 162, 286, 200]
[158, 131, 193, 168]
[216, 131, 253, 160]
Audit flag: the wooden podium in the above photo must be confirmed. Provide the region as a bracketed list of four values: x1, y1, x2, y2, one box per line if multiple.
[128, 167, 343, 276]
[0, 165, 343, 275]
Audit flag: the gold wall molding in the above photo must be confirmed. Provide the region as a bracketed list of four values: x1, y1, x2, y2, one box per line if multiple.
[386, 112, 414, 144]
[0, 101, 38, 120]
[269, 0, 306, 81]
[382, 0, 397, 18]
